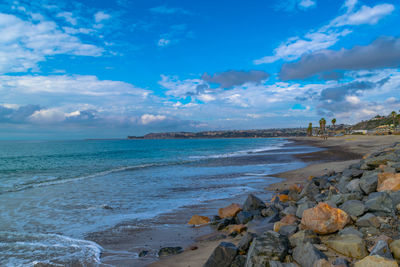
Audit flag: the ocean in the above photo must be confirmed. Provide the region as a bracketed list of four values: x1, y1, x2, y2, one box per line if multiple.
[0, 138, 317, 266]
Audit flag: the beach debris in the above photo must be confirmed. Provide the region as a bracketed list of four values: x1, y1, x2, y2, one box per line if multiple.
[203, 242, 237, 267]
[218, 203, 242, 218]
[158, 246, 183, 257]
[188, 215, 210, 225]
[300, 203, 350, 234]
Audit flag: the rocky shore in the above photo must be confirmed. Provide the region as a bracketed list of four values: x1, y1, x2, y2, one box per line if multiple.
[153, 140, 400, 266]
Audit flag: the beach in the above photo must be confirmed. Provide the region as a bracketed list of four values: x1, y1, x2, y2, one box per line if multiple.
[150, 135, 400, 267]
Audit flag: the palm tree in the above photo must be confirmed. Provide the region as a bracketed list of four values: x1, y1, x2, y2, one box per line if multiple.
[391, 111, 397, 127]
[319, 118, 326, 135]
[307, 123, 313, 136]
[331, 118, 336, 130]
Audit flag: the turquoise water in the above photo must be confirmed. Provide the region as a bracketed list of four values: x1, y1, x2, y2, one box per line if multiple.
[0, 138, 312, 266]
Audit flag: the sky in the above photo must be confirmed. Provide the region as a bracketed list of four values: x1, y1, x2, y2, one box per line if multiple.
[0, 0, 399, 139]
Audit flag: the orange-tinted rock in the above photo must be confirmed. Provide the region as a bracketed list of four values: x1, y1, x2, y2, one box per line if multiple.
[274, 214, 297, 232]
[301, 202, 350, 234]
[188, 215, 210, 225]
[227, 224, 247, 234]
[218, 203, 242, 218]
[290, 184, 302, 193]
[378, 173, 400, 192]
[271, 194, 290, 202]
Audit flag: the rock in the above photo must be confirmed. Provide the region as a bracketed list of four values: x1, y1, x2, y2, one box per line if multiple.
[247, 217, 276, 235]
[339, 200, 365, 217]
[300, 181, 320, 200]
[370, 240, 393, 259]
[101, 204, 113, 210]
[261, 206, 279, 217]
[236, 211, 253, 225]
[289, 229, 321, 247]
[332, 258, 350, 267]
[196, 232, 227, 242]
[245, 231, 289, 267]
[282, 206, 297, 216]
[273, 214, 297, 232]
[217, 218, 235, 230]
[203, 242, 237, 267]
[219, 203, 242, 218]
[360, 172, 379, 194]
[293, 242, 328, 267]
[389, 191, 400, 206]
[339, 227, 363, 238]
[325, 234, 368, 259]
[243, 194, 267, 211]
[389, 240, 400, 260]
[278, 225, 297, 236]
[210, 215, 221, 224]
[230, 255, 246, 267]
[158, 246, 183, 256]
[237, 232, 256, 254]
[378, 173, 400, 192]
[138, 250, 149, 257]
[188, 215, 210, 225]
[269, 261, 298, 267]
[354, 255, 398, 267]
[296, 202, 314, 218]
[346, 179, 362, 193]
[313, 259, 333, 267]
[272, 194, 291, 203]
[227, 224, 247, 235]
[365, 192, 393, 214]
[356, 213, 381, 228]
[300, 202, 350, 234]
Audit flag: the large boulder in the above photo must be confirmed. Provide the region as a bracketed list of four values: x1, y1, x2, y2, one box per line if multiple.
[365, 192, 393, 214]
[243, 194, 266, 211]
[325, 234, 368, 259]
[218, 203, 242, 218]
[360, 172, 379, 194]
[188, 215, 210, 225]
[292, 242, 328, 267]
[378, 173, 400, 192]
[238, 232, 256, 254]
[203, 242, 237, 267]
[245, 231, 289, 267]
[300, 202, 350, 234]
[339, 200, 366, 217]
[354, 255, 398, 267]
[236, 211, 253, 225]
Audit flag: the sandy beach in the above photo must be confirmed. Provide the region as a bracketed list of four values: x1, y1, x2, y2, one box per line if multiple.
[150, 135, 400, 267]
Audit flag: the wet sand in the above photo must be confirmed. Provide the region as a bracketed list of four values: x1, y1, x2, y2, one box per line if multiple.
[151, 135, 400, 267]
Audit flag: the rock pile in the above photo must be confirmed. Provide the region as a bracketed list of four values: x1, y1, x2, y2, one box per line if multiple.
[202, 142, 400, 266]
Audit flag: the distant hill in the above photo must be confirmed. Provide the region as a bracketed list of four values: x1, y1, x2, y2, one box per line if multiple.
[351, 115, 397, 130]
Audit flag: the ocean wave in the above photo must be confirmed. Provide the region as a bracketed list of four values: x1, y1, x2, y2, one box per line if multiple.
[0, 231, 103, 267]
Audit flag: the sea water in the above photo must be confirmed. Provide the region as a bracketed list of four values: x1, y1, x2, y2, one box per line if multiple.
[0, 138, 315, 266]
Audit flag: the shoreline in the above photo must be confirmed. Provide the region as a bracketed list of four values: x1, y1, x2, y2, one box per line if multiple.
[150, 135, 400, 267]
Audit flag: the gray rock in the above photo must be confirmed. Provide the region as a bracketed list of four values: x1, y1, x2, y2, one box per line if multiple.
[238, 232, 256, 254]
[217, 218, 235, 230]
[203, 242, 237, 267]
[236, 211, 253, 225]
[269, 261, 298, 267]
[282, 206, 297, 216]
[356, 213, 381, 228]
[230, 255, 246, 267]
[289, 230, 321, 248]
[359, 171, 378, 194]
[243, 194, 266, 211]
[346, 179, 362, 193]
[296, 202, 314, 218]
[299, 182, 320, 200]
[393, 162, 400, 172]
[261, 206, 279, 217]
[247, 217, 276, 236]
[292, 242, 328, 267]
[370, 240, 393, 259]
[245, 231, 289, 267]
[158, 247, 183, 257]
[389, 191, 400, 206]
[332, 258, 350, 267]
[365, 192, 393, 214]
[339, 227, 363, 238]
[278, 225, 298, 237]
[339, 200, 365, 217]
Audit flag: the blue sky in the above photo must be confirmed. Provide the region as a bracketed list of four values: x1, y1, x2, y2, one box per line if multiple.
[0, 0, 399, 139]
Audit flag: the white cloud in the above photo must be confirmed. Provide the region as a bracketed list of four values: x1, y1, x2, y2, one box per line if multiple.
[94, 11, 111, 23]
[159, 75, 207, 98]
[0, 13, 103, 73]
[56, 12, 77, 25]
[298, 0, 316, 9]
[254, 1, 394, 65]
[158, 38, 171, 47]
[29, 108, 66, 123]
[140, 114, 167, 125]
